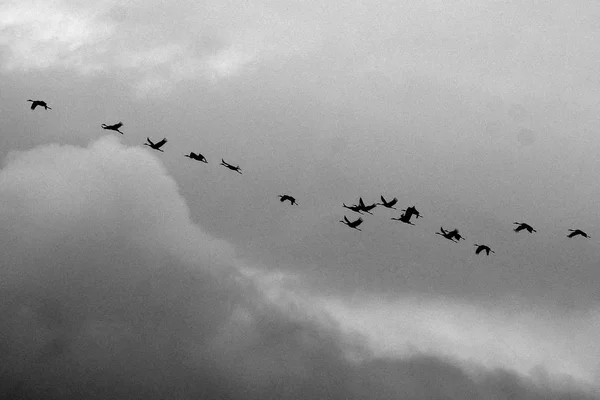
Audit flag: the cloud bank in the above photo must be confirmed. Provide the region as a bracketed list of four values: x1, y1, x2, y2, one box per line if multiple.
[0, 136, 597, 399]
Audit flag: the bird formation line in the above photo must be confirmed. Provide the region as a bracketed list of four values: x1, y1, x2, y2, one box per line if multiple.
[25, 99, 593, 256]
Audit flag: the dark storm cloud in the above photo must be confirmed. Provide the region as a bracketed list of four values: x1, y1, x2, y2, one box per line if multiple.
[0, 137, 597, 399]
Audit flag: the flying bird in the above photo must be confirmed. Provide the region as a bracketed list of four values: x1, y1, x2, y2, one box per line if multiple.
[185, 152, 208, 163]
[278, 195, 298, 206]
[435, 227, 458, 242]
[343, 200, 364, 214]
[391, 212, 414, 225]
[27, 100, 51, 110]
[340, 216, 363, 231]
[358, 197, 377, 215]
[378, 195, 398, 209]
[447, 228, 465, 241]
[144, 137, 167, 152]
[474, 244, 495, 255]
[567, 229, 590, 239]
[101, 122, 124, 134]
[401, 206, 422, 219]
[220, 159, 242, 174]
[513, 222, 536, 233]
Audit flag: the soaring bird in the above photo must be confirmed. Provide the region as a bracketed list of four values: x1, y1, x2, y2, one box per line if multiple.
[391, 212, 414, 225]
[358, 197, 377, 215]
[436, 227, 458, 242]
[278, 194, 298, 206]
[447, 228, 465, 241]
[343, 203, 364, 214]
[27, 100, 51, 110]
[378, 195, 398, 209]
[513, 222, 536, 233]
[185, 152, 208, 163]
[567, 229, 590, 239]
[474, 244, 495, 255]
[220, 159, 242, 174]
[101, 122, 124, 134]
[340, 216, 363, 231]
[401, 206, 422, 219]
[144, 137, 167, 152]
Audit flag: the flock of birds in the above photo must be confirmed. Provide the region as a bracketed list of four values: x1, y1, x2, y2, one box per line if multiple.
[26, 99, 592, 256]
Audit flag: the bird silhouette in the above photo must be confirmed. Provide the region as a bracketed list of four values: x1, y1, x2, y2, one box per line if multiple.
[567, 229, 590, 238]
[390, 211, 414, 225]
[358, 197, 377, 215]
[340, 216, 363, 231]
[144, 137, 167, 152]
[185, 152, 208, 163]
[474, 244, 495, 255]
[435, 227, 458, 242]
[27, 100, 51, 110]
[343, 201, 364, 214]
[513, 222, 536, 233]
[447, 228, 465, 241]
[220, 159, 242, 174]
[278, 195, 298, 206]
[401, 206, 422, 219]
[101, 122, 124, 134]
[378, 195, 398, 209]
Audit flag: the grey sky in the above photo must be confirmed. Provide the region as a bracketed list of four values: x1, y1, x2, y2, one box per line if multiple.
[2, 0, 600, 398]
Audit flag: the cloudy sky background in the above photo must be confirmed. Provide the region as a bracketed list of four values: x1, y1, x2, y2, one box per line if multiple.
[2, 0, 600, 398]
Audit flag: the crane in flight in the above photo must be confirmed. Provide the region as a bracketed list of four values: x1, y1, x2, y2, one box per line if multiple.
[220, 159, 242, 174]
[447, 228, 465, 242]
[343, 200, 364, 214]
[358, 197, 377, 215]
[278, 195, 298, 206]
[27, 100, 51, 110]
[436, 227, 458, 242]
[144, 137, 167, 152]
[340, 216, 363, 231]
[401, 206, 422, 219]
[378, 195, 398, 209]
[185, 152, 208, 163]
[474, 244, 495, 255]
[391, 211, 415, 225]
[567, 229, 590, 239]
[101, 122, 124, 134]
[513, 222, 536, 233]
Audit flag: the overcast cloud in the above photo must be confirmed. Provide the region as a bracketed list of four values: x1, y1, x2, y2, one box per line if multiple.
[2, 0, 600, 398]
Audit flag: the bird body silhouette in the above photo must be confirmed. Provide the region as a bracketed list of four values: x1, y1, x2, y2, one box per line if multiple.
[391, 212, 414, 225]
[447, 228, 465, 241]
[185, 152, 208, 163]
[101, 122, 124, 134]
[474, 244, 495, 255]
[401, 206, 422, 219]
[378, 195, 398, 209]
[343, 201, 364, 214]
[436, 227, 458, 242]
[514, 222, 536, 233]
[27, 100, 51, 110]
[340, 216, 363, 231]
[567, 229, 590, 238]
[358, 197, 377, 214]
[278, 195, 298, 206]
[221, 159, 242, 174]
[144, 137, 167, 152]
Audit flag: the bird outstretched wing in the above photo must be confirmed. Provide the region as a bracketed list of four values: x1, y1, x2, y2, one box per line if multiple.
[155, 138, 167, 148]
